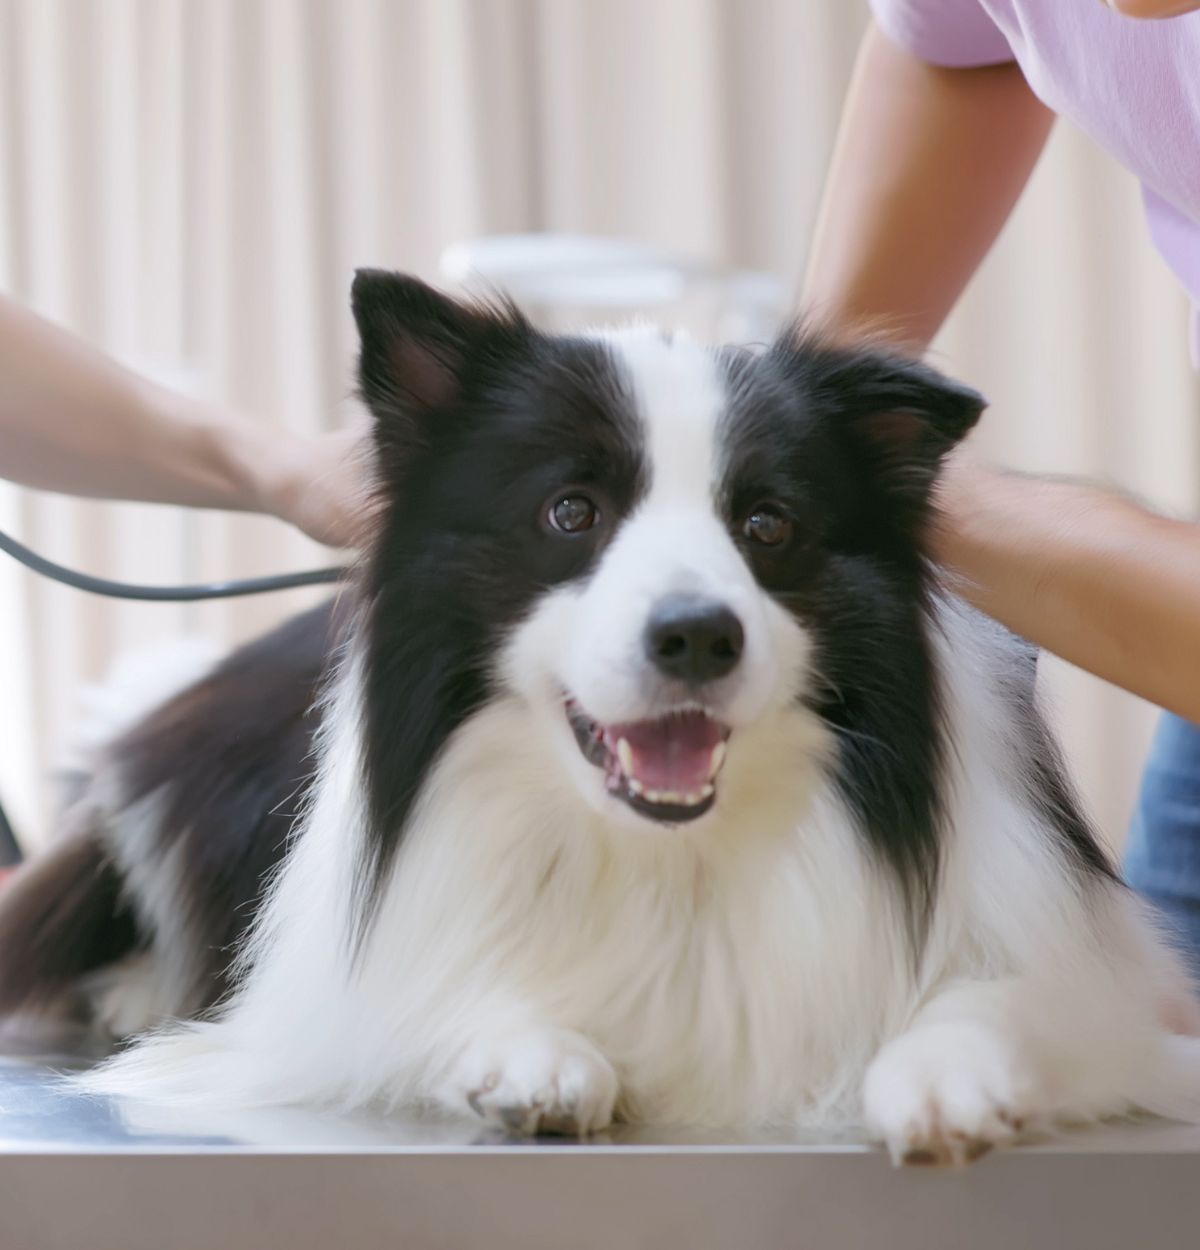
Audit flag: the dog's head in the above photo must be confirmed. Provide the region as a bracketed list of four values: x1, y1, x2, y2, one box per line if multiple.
[351, 271, 983, 860]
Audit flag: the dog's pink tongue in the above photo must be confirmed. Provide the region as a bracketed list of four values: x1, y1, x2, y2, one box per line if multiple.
[609, 712, 725, 792]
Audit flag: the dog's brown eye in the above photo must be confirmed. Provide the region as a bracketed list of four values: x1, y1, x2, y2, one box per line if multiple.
[548, 495, 599, 534]
[743, 506, 792, 547]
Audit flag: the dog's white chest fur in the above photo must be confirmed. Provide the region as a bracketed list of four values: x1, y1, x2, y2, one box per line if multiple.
[248, 673, 907, 1127]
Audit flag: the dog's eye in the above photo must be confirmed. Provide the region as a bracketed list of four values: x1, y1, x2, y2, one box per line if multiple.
[548, 494, 599, 535]
[742, 505, 792, 548]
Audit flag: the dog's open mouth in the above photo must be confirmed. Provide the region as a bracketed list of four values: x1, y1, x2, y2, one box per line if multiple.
[565, 698, 730, 823]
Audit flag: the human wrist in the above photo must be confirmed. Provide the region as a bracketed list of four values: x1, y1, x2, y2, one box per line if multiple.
[927, 455, 997, 570]
[930, 458, 1111, 617]
[145, 383, 278, 517]
[139, 381, 371, 545]
[210, 414, 299, 521]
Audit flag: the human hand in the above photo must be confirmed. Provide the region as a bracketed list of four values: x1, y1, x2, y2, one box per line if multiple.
[1099, 0, 1200, 17]
[256, 420, 377, 549]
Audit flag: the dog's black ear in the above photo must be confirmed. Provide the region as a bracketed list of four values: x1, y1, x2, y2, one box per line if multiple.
[351, 269, 529, 452]
[809, 342, 985, 507]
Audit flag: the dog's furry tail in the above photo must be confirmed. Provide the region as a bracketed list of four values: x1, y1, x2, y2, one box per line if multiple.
[0, 819, 139, 1018]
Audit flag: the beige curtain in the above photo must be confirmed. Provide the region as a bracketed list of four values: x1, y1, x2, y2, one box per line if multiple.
[0, 0, 1196, 849]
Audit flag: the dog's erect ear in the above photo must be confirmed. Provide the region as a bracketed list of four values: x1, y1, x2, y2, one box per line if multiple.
[808, 342, 986, 507]
[351, 269, 529, 449]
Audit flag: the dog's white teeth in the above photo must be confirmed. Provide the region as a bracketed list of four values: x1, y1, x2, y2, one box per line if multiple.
[616, 738, 634, 775]
[620, 760, 710, 810]
[652, 788, 708, 806]
[707, 741, 727, 779]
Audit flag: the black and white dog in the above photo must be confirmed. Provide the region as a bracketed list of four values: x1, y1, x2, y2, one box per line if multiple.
[2, 271, 1198, 1164]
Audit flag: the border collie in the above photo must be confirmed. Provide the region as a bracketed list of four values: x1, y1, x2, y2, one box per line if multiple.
[2, 271, 1198, 1164]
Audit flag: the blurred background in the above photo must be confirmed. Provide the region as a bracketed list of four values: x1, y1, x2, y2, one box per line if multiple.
[0, 0, 1196, 851]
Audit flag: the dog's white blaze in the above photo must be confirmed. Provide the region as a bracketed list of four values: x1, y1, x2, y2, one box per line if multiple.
[81, 338, 1200, 1151]
[572, 327, 810, 728]
[499, 330, 815, 823]
[600, 327, 723, 509]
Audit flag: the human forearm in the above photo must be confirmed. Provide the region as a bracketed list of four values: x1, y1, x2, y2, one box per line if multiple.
[0, 295, 275, 511]
[0, 296, 371, 546]
[802, 22, 1054, 349]
[932, 462, 1200, 719]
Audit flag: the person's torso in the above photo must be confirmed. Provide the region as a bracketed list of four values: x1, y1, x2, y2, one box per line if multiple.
[980, 0, 1200, 331]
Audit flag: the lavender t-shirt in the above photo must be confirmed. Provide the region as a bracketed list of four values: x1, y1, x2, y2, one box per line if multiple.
[869, 0, 1200, 365]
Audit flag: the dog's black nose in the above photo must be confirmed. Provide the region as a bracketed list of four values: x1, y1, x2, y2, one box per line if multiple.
[645, 597, 745, 685]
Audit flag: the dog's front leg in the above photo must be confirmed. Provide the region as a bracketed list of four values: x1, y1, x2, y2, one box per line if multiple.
[435, 1018, 619, 1137]
[862, 979, 1056, 1167]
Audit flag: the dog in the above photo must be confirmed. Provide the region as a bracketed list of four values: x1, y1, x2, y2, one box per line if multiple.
[1, 270, 1197, 1165]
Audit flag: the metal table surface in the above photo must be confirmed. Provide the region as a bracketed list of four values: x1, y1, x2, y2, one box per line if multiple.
[1, 1054, 1199, 1249]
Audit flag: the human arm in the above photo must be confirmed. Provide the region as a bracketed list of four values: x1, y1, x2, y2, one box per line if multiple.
[932, 459, 1200, 720]
[805, 16, 1200, 713]
[0, 294, 371, 547]
[802, 19, 1054, 349]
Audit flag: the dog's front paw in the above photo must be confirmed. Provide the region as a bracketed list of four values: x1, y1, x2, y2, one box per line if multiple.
[446, 1028, 618, 1136]
[863, 1022, 1046, 1168]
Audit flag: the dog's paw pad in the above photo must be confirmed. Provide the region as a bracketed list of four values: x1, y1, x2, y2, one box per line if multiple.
[863, 1022, 1045, 1168]
[449, 1029, 617, 1137]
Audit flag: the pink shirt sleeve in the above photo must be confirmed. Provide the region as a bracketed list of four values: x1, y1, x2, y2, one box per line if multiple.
[868, 0, 1015, 67]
